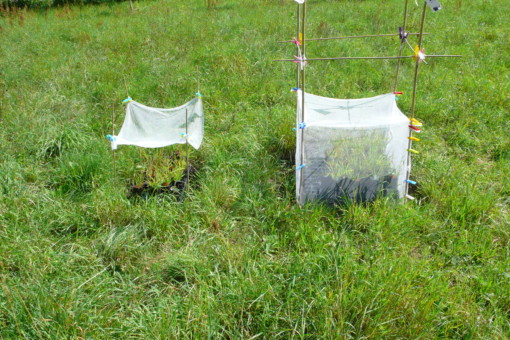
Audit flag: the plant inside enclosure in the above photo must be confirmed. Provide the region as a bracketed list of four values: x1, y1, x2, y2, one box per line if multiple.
[131, 148, 187, 190]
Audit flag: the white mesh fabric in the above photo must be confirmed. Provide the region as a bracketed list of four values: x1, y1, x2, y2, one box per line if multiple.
[296, 91, 409, 204]
[112, 97, 204, 150]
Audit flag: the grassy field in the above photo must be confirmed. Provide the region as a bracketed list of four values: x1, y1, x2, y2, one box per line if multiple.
[0, 0, 509, 338]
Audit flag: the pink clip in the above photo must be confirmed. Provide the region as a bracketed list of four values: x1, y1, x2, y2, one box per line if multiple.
[293, 56, 306, 64]
[291, 37, 301, 46]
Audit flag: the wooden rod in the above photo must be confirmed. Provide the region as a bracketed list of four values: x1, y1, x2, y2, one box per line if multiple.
[278, 32, 429, 43]
[411, 1, 428, 118]
[185, 108, 190, 193]
[273, 55, 460, 62]
[393, 0, 409, 92]
[405, 1, 428, 199]
[296, 2, 301, 89]
[417, 1, 427, 49]
[112, 102, 116, 182]
[123, 76, 129, 98]
[298, 1, 306, 204]
[196, 66, 200, 94]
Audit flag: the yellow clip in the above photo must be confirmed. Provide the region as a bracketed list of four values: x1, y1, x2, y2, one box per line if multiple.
[407, 149, 420, 154]
[408, 136, 420, 142]
[410, 118, 422, 126]
[413, 45, 420, 59]
[299, 33, 303, 45]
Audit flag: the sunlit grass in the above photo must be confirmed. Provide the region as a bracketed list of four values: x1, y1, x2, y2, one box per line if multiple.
[0, 0, 508, 338]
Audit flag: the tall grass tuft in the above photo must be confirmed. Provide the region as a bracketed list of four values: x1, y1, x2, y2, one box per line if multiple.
[0, 0, 509, 338]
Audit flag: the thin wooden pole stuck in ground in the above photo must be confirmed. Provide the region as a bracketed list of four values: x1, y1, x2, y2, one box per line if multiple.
[298, 1, 306, 205]
[112, 102, 116, 182]
[405, 0, 428, 198]
[394, 0, 409, 92]
[123, 76, 129, 98]
[185, 108, 190, 193]
[296, 3, 300, 89]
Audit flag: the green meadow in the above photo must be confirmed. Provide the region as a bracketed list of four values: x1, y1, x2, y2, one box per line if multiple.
[0, 0, 508, 338]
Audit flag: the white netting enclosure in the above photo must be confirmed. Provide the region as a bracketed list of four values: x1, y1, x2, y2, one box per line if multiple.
[296, 91, 409, 205]
[110, 97, 204, 150]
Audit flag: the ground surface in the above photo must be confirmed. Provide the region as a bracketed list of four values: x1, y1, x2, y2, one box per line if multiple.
[0, 0, 509, 338]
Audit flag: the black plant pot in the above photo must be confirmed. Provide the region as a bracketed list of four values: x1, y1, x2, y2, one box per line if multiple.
[128, 166, 193, 200]
[319, 174, 398, 205]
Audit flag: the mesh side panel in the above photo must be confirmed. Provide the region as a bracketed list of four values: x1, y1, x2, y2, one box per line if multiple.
[296, 91, 408, 205]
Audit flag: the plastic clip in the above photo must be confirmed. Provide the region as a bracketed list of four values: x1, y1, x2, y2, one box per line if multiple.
[407, 148, 420, 154]
[180, 132, 189, 139]
[413, 46, 426, 63]
[406, 179, 417, 185]
[291, 37, 301, 46]
[291, 87, 299, 92]
[394, 91, 403, 95]
[409, 125, 421, 132]
[196, 92, 202, 97]
[122, 97, 132, 103]
[398, 27, 409, 43]
[298, 122, 306, 129]
[296, 164, 306, 171]
[408, 136, 420, 142]
[406, 194, 416, 200]
[107, 134, 117, 150]
[293, 56, 306, 63]
[293, 55, 307, 70]
[410, 118, 422, 126]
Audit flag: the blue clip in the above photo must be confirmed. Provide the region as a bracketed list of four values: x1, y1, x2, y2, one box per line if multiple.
[180, 132, 189, 138]
[395, 95, 400, 101]
[298, 122, 306, 129]
[406, 179, 417, 185]
[122, 97, 132, 103]
[196, 92, 202, 97]
[296, 164, 306, 171]
[291, 87, 299, 92]
[106, 134, 116, 142]
[292, 128, 296, 131]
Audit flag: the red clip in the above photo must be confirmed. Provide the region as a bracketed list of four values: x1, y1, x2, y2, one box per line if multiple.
[409, 125, 421, 132]
[394, 91, 403, 95]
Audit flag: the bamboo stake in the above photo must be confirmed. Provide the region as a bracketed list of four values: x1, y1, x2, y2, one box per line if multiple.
[410, 1, 429, 118]
[298, 1, 306, 205]
[278, 32, 428, 43]
[123, 76, 129, 98]
[112, 102, 116, 182]
[273, 55, 460, 62]
[405, 1, 428, 198]
[394, 0, 409, 92]
[196, 66, 200, 94]
[185, 108, 190, 193]
[296, 3, 301, 89]
[129, 0, 133, 13]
